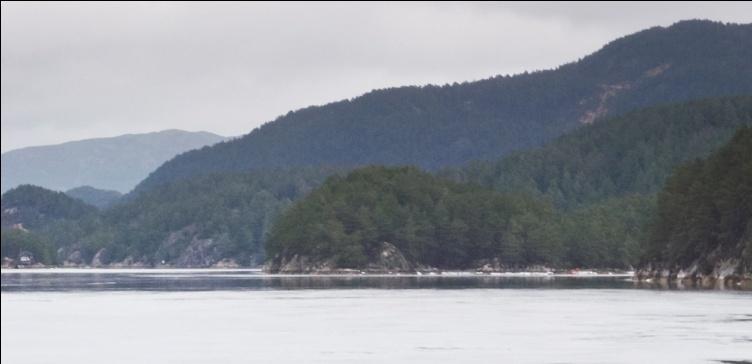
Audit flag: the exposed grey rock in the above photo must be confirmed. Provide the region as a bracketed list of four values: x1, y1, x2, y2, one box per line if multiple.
[63, 250, 84, 266]
[267, 241, 413, 274]
[91, 248, 108, 267]
[366, 242, 411, 273]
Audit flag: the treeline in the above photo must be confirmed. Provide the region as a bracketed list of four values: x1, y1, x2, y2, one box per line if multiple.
[644, 127, 752, 274]
[267, 166, 654, 270]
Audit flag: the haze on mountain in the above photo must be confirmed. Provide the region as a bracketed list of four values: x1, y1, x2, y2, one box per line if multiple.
[135, 20, 752, 193]
[1, 130, 226, 193]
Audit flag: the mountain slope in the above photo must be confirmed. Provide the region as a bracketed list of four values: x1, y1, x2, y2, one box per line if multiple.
[447, 96, 752, 208]
[1, 129, 226, 193]
[1, 185, 97, 232]
[266, 97, 752, 272]
[643, 127, 752, 277]
[135, 20, 752, 193]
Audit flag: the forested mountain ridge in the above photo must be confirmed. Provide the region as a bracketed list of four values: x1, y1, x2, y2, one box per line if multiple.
[1, 129, 226, 193]
[3, 97, 749, 269]
[446, 96, 752, 209]
[2, 169, 338, 267]
[1, 185, 97, 231]
[1, 186, 99, 265]
[641, 127, 751, 279]
[266, 97, 752, 273]
[134, 20, 752, 194]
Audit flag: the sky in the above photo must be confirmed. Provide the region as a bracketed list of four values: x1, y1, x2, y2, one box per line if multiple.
[2, 2, 751, 153]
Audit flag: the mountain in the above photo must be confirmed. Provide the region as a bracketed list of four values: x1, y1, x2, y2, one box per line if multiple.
[1, 185, 100, 266]
[96, 168, 336, 267]
[266, 97, 752, 272]
[1, 169, 336, 267]
[2, 97, 748, 269]
[65, 186, 123, 209]
[642, 127, 751, 279]
[1, 129, 226, 193]
[134, 20, 752, 193]
[446, 96, 752, 209]
[1, 185, 97, 231]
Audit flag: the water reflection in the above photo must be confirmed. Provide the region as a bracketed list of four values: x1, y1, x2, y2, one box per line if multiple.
[2, 270, 748, 292]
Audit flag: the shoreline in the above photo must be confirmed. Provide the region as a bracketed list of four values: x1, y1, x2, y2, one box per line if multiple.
[0, 267, 633, 278]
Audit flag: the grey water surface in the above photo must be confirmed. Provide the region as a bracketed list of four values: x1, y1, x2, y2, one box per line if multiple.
[2, 269, 750, 363]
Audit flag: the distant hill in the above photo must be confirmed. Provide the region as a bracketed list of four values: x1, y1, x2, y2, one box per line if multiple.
[135, 20, 752, 193]
[1, 185, 97, 231]
[1, 185, 100, 266]
[65, 186, 123, 209]
[1, 129, 226, 193]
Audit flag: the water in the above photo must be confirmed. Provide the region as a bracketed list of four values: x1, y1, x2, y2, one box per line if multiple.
[2, 269, 751, 363]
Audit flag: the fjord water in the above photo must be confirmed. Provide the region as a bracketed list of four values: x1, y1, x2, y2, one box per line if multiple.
[2, 270, 751, 364]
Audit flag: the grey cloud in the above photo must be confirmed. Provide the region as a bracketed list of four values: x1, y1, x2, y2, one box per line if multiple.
[2, 2, 751, 152]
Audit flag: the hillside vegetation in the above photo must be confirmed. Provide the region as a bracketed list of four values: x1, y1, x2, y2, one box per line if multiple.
[135, 20, 752, 193]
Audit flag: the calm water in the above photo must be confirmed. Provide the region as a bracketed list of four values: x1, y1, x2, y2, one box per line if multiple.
[2, 269, 751, 363]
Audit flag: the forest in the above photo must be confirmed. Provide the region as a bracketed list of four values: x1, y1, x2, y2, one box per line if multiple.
[5, 97, 747, 270]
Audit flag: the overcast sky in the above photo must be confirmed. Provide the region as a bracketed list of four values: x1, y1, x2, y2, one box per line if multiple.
[2, 2, 751, 152]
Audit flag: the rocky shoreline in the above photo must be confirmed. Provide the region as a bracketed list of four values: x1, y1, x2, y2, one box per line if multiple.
[635, 259, 751, 290]
[1, 257, 242, 269]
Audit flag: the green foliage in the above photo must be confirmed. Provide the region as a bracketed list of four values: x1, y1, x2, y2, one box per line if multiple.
[559, 195, 656, 268]
[100, 168, 336, 265]
[1, 169, 335, 266]
[645, 127, 752, 273]
[0, 229, 56, 265]
[268, 166, 650, 269]
[1, 185, 98, 230]
[446, 96, 752, 209]
[135, 21, 752, 194]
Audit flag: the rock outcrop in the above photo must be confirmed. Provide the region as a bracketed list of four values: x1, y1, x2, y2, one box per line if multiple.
[266, 241, 414, 274]
[636, 258, 751, 289]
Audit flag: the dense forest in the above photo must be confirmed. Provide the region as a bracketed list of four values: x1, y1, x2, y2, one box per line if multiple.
[446, 96, 752, 209]
[134, 20, 752, 194]
[643, 127, 751, 276]
[1, 185, 98, 265]
[266, 167, 655, 271]
[3, 96, 750, 269]
[267, 97, 752, 272]
[2, 169, 337, 266]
